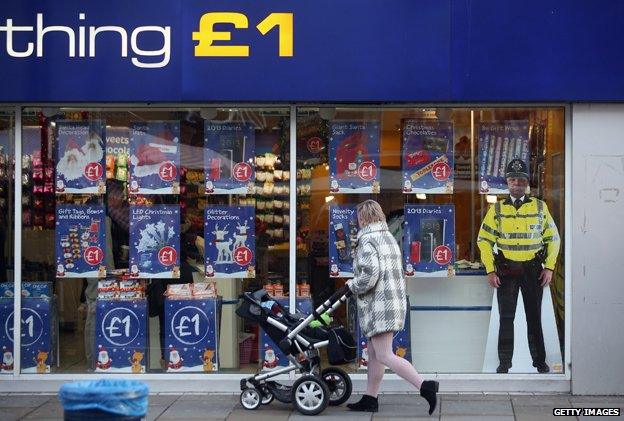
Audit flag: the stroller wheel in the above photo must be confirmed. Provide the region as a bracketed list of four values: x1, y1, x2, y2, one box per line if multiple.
[240, 388, 261, 410]
[291, 374, 330, 415]
[261, 392, 274, 405]
[321, 367, 352, 406]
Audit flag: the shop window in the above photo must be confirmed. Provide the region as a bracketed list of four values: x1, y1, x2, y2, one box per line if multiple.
[19, 107, 290, 374]
[296, 107, 565, 374]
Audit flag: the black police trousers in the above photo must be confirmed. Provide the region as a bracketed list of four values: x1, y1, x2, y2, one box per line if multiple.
[496, 257, 546, 366]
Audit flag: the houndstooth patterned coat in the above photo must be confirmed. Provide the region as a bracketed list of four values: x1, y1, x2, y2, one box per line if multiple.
[347, 221, 407, 338]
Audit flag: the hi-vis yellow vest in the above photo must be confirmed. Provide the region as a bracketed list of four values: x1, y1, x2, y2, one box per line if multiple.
[477, 197, 560, 274]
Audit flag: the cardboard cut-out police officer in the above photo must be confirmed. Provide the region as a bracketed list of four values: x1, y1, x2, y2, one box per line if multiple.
[477, 159, 561, 373]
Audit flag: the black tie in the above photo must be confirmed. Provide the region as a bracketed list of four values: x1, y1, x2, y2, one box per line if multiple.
[514, 198, 522, 210]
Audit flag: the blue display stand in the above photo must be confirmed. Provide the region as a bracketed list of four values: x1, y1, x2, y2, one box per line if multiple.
[0, 295, 58, 374]
[259, 297, 312, 370]
[94, 299, 148, 373]
[164, 297, 221, 372]
[348, 296, 412, 369]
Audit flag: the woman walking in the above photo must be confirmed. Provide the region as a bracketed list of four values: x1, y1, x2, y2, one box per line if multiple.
[346, 200, 439, 415]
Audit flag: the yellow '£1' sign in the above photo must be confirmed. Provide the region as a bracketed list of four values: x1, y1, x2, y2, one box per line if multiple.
[193, 12, 293, 57]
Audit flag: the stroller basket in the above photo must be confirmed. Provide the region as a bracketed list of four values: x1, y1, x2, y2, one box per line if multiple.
[327, 326, 357, 365]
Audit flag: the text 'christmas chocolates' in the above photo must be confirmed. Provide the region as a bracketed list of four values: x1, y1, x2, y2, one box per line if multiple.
[329, 121, 380, 194]
[402, 120, 454, 194]
[403, 204, 456, 277]
[129, 121, 180, 194]
[55, 121, 106, 194]
[328, 205, 359, 278]
[204, 121, 255, 194]
[55, 204, 106, 278]
[130, 205, 180, 278]
[204, 205, 255, 278]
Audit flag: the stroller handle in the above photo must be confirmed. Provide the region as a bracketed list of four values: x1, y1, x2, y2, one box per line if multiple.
[325, 284, 353, 307]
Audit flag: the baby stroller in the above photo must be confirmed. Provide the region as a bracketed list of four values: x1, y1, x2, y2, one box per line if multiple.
[235, 284, 356, 415]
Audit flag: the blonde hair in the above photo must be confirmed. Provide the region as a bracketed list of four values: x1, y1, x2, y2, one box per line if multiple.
[356, 200, 386, 227]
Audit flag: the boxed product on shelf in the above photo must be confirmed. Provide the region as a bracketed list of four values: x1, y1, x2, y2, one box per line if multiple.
[0, 282, 53, 298]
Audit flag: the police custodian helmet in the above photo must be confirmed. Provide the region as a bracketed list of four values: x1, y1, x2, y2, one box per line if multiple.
[505, 158, 529, 179]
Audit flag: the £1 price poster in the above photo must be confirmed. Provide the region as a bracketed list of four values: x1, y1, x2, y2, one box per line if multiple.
[94, 299, 147, 373]
[204, 206, 255, 278]
[402, 120, 454, 194]
[403, 204, 455, 277]
[204, 122, 255, 195]
[129, 121, 180, 194]
[55, 121, 106, 194]
[55, 205, 106, 278]
[478, 120, 529, 194]
[329, 121, 380, 194]
[328, 205, 359, 278]
[129, 205, 180, 279]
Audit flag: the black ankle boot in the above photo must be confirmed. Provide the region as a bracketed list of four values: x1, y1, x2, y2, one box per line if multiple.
[420, 380, 439, 415]
[346, 394, 378, 412]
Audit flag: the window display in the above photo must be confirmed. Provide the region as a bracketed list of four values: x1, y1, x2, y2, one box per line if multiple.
[297, 106, 565, 374]
[18, 107, 290, 374]
[8, 106, 564, 376]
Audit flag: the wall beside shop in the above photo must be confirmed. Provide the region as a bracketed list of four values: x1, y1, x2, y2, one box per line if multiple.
[571, 103, 624, 395]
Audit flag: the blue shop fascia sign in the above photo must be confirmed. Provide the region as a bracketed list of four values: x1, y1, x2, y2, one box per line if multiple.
[0, 1, 623, 102]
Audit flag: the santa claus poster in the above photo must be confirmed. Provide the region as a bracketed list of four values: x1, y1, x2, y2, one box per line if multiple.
[403, 204, 456, 278]
[55, 121, 106, 194]
[329, 121, 380, 194]
[94, 299, 147, 373]
[328, 205, 359, 278]
[204, 122, 255, 195]
[129, 121, 180, 194]
[164, 298, 220, 372]
[260, 298, 312, 369]
[402, 120, 454, 194]
[55, 204, 107, 278]
[477, 120, 529, 194]
[204, 206, 255, 278]
[129, 205, 180, 279]
[348, 296, 412, 370]
[0, 297, 56, 374]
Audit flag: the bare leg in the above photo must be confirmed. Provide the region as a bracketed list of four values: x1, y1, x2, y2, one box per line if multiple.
[365, 338, 385, 397]
[370, 331, 424, 389]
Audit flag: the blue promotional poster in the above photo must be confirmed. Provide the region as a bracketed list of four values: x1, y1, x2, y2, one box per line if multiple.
[329, 121, 381, 194]
[403, 205, 456, 277]
[164, 298, 220, 372]
[0, 298, 55, 374]
[260, 298, 312, 370]
[402, 120, 454, 194]
[348, 297, 411, 370]
[204, 206, 255, 279]
[55, 205, 107, 278]
[478, 120, 529, 194]
[204, 122, 255, 195]
[129, 121, 180, 195]
[129, 205, 180, 279]
[94, 299, 147, 373]
[55, 121, 106, 194]
[328, 205, 359, 278]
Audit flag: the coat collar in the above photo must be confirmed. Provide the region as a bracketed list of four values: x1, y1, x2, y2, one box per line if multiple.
[357, 221, 388, 239]
[503, 195, 533, 206]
